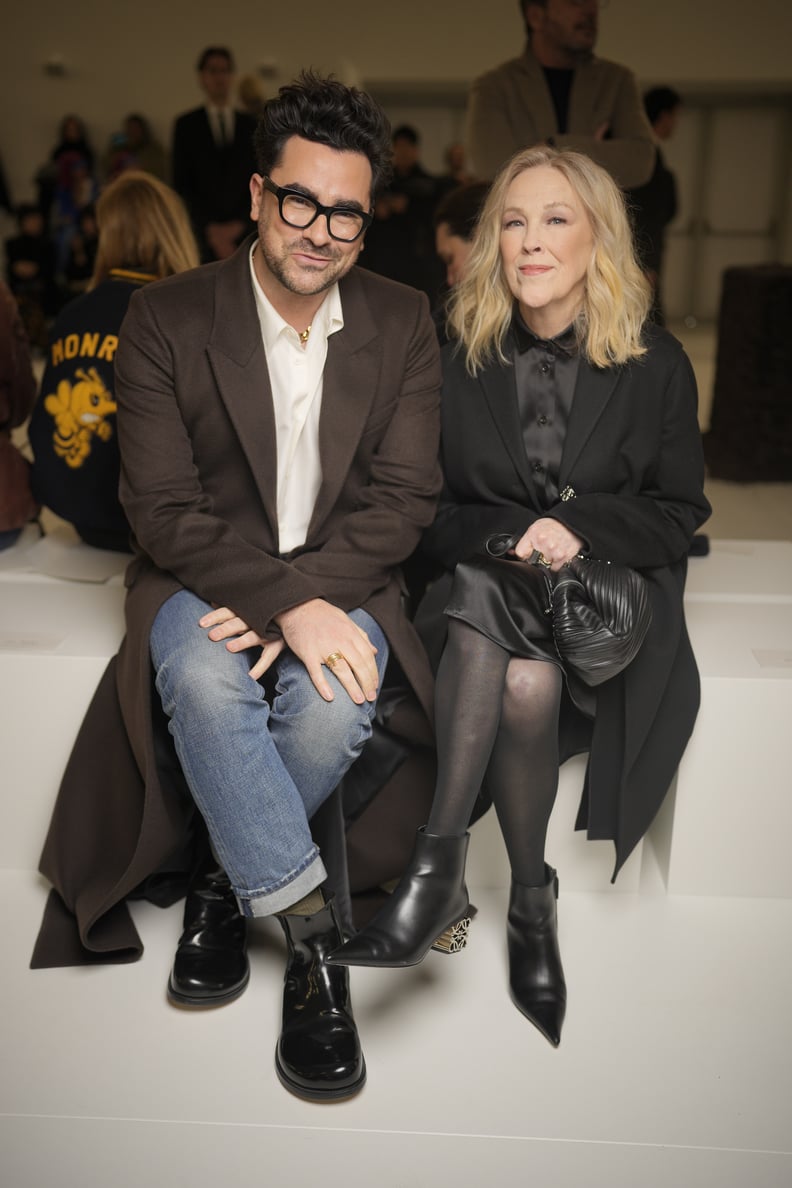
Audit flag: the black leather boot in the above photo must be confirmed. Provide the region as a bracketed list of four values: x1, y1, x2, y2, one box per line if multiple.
[167, 863, 249, 1007]
[276, 899, 366, 1102]
[507, 866, 566, 1046]
[326, 828, 471, 969]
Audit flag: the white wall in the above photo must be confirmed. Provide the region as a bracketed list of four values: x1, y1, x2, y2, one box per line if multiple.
[2, 0, 791, 204]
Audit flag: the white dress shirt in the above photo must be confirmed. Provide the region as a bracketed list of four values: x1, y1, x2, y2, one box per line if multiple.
[249, 246, 344, 554]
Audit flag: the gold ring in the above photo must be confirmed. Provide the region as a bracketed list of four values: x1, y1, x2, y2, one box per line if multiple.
[324, 651, 346, 669]
[538, 553, 552, 568]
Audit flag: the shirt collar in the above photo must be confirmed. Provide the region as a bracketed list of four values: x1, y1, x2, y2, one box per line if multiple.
[511, 308, 578, 356]
[248, 244, 344, 352]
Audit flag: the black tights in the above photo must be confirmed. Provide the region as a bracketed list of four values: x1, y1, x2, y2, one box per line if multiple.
[427, 619, 562, 887]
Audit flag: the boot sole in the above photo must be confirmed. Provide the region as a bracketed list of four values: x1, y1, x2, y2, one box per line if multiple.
[274, 1053, 367, 1103]
[166, 968, 250, 1009]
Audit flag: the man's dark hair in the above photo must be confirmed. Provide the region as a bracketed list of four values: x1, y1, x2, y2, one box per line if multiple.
[392, 124, 419, 146]
[254, 70, 393, 198]
[434, 182, 491, 240]
[197, 46, 234, 72]
[644, 86, 682, 126]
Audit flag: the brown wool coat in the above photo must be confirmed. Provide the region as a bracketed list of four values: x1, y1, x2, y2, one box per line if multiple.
[32, 240, 442, 967]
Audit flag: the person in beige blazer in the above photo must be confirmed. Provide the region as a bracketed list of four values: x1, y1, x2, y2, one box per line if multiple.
[32, 73, 442, 1104]
[466, 0, 655, 188]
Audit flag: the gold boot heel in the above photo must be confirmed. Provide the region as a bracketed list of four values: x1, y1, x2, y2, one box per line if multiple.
[431, 916, 471, 954]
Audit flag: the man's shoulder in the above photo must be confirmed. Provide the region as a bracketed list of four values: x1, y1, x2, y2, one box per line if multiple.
[580, 55, 637, 84]
[173, 106, 207, 132]
[128, 260, 221, 324]
[472, 50, 537, 92]
[343, 266, 428, 312]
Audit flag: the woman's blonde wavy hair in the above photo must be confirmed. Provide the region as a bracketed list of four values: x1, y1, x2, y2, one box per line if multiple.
[91, 170, 200, 287]
[447, 145, 651, 372]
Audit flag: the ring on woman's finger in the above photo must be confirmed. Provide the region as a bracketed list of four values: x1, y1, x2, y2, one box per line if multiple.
[526, 548, 552, 567]
[324, 651, 346, 670]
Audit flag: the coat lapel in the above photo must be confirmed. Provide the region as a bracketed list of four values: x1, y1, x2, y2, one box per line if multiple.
[477, 357, 542, 504]
[305, 270, 380, 541]
[560, 360, 621, 485]
[205, 238, 279, 530]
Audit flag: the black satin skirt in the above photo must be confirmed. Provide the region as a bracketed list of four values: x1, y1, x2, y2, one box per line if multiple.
[443, 553, 594, 716]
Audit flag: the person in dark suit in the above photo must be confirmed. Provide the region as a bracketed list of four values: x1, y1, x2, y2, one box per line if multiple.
[329, 147, 710, 1049]
[627, 86, 682, 325]
[171, 46, 258, 261]
[32, 73, 442, 1103]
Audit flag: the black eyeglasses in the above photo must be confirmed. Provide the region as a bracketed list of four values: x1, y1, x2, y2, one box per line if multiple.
[262, 177, 372, 242]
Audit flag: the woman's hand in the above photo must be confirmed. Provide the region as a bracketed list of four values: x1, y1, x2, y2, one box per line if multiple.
[512, 518, 584, 571]
[199, 605, 286, 681]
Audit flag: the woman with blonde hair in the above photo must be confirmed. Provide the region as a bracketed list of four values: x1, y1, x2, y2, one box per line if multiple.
[30, 171, 199, 550]
[329, 147, 710, 1047]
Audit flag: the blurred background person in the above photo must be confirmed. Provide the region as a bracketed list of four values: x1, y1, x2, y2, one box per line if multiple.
[104, 113, 167, 183]
[171, 46, 257, 261]
[62, 203, 99, 296]
[434, 181, 491, 291]
[361, 123, 444, 301]
[28, 171, 199, 552]
[627, 86, 682, 325]
[433, 181, 490, 341]
[436, 141, 475, 196]
[466, 0, 654, 187]
[237, 72, 268, 118]
[4, 202, 59, 351]
[0, 279, 38, 549]
[35, 115, 98, 273]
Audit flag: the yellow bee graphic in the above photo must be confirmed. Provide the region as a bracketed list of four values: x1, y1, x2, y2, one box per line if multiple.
[44, 367, 117, 468]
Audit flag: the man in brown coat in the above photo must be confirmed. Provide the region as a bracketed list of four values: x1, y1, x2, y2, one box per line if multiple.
[466, 0, 655, 187]
[33, 73, 442, 1103]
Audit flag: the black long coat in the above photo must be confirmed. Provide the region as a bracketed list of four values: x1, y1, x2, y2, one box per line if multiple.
[422, 323, 710, 877]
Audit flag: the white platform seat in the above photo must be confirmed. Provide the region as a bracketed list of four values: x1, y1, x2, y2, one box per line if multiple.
[0, 576, 125, 870]
[684, 538, 792, 603]
[648, 599, 792, 898]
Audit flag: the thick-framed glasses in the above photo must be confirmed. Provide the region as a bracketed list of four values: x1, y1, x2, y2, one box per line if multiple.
[262, 177, 372, 242]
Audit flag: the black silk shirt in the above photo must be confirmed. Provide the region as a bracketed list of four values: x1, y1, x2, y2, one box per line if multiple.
[511, 314, 580, 509]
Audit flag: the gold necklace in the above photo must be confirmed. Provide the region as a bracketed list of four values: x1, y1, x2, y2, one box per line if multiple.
[299, 324, 312, 344]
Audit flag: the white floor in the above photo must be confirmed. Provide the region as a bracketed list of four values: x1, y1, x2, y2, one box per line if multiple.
[3, 862, 792, 1188]
[3, 321, 792, 1187]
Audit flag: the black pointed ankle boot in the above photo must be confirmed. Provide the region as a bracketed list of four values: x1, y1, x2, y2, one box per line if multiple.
[507, 865, 566, 1047]
[326, 828, 471, 969]
[167, 862, 249, 1007]
[276, 899, 366, 1102]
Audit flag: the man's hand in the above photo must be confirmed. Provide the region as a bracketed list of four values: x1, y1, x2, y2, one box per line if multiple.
[513, 518, 583, 571]
[199, 605, 286, 681]
[274, 599, 379, 705]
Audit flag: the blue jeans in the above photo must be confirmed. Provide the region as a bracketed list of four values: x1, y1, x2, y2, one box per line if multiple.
[150, 590, 388, 918]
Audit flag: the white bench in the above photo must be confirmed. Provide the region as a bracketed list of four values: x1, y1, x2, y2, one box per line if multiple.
[0, 568, 126, 870]
[3, 536, 790, 899]
[648, 597, 792, 898]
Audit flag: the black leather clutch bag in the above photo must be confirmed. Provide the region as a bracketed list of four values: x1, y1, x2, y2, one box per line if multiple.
[485, 534, 652, 686]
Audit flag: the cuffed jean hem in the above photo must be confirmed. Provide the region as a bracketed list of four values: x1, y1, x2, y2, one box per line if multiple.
[236, 851, 328, 918]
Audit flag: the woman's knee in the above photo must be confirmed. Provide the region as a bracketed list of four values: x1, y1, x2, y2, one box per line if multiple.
[502, 658, 562, 716]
